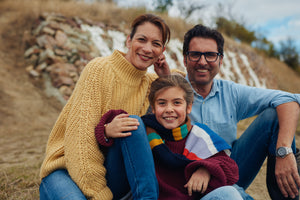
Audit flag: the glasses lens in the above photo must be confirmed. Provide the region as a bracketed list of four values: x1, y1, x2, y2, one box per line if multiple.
[188, 52, 219, 62]
[205, 52, 218, 62]
[188, 52, 201, 61]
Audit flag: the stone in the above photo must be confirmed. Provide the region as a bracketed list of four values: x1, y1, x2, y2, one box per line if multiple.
[52, 76, 74, 87]
[36, 35, 56, 49]
[59, 85, 73, 97]
[24, 45, 41, 58]
[36, 62, 48, 72]
[55, 30, 68, 47]
[42, 26, 56, 35]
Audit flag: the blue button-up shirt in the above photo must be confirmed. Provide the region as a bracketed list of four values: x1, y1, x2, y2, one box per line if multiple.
[187, 78, 300, 146]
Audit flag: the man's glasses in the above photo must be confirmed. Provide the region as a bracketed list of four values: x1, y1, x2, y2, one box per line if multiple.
[186, 51, 222, 62]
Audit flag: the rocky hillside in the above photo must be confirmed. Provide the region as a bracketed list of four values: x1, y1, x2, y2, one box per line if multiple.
[1, 2, 300, 199]
[23, 13, 281, 105]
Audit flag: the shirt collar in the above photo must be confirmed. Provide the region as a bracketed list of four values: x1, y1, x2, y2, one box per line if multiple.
[185, 75, 220, 99]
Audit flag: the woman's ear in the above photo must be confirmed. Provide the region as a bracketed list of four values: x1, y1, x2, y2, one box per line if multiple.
[187, 103, 193, 114]
[126, 35, 132, 49]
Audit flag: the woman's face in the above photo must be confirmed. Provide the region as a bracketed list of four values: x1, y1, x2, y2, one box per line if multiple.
[125, 22, 165, 71]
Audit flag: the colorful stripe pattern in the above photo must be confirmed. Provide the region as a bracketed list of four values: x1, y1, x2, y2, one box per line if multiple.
[183, 123, 231, 160]
[148, 132, 164, 149]
[172, 124, 188, 141]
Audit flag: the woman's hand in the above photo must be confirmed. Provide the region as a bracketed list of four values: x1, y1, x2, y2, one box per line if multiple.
[154, 54, 170, 77]
[184, 167, 211, 196]
[105, 113, 140, 138]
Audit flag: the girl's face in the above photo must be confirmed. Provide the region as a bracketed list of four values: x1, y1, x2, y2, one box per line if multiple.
[152, 87, 192, 130]
[125, 22, 165, 71]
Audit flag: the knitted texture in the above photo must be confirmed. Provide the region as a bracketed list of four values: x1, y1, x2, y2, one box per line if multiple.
[141, 114, 239, 199]
[39, 50, 157, 200]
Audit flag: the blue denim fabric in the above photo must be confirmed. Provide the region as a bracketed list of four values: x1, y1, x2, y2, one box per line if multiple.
[39, 169, 87, 200]
[233, 184, 254, 200]
[230, 108, 296, 190]
[40, 115, 158, 200]
[201, 186, 243, 200]
[105, 115, 158, 200]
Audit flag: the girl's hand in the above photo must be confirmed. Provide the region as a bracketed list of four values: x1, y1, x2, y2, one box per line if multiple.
[184, 167, 211, 196]
[105, 113, 139, 138]
[154, 54, 170, 77]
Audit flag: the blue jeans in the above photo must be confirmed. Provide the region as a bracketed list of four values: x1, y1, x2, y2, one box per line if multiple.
[39, 169, 87, 200]
[104, 115, 158, 199]
[230, 108, 296, 189]
[201, 186, 243, 200]
[40, 115, 158, 200]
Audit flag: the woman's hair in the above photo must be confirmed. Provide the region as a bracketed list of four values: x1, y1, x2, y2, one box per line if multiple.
[130, 14, 171, 46]
[183, 24, 224, 56]
[148, 75, 194, 108]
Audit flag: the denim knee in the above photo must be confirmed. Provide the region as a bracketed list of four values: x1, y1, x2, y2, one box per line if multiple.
[128, 115, 146, 137]
[201, 186, 243, 200]
[39, 169, 87, 200]
[129, 115, 143, 123]
[257, 108, 279, 154]
[259, 108, 278, 123]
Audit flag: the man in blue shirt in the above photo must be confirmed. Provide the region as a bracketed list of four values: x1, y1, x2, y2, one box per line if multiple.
[182, 24, 300, 199]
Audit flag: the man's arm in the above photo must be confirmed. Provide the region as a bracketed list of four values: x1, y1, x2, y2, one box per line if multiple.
[276, 101, 300, 198]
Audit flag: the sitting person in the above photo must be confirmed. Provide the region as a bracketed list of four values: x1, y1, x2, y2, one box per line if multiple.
[39, 13, 171, 200]
[96, 75, 253, 199]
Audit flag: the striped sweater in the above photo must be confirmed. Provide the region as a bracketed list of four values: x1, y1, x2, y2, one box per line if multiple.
[142, 114, 239, 199]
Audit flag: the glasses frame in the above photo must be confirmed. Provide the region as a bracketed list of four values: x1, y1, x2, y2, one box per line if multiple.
[186, 51, 222, 63]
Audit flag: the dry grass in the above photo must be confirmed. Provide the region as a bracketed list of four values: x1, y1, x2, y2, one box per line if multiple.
[0, 0, 190, 40]
[0, 164, 41, 200]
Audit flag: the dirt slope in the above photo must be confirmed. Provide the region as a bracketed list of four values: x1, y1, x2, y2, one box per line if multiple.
[0, 9, 63, 199]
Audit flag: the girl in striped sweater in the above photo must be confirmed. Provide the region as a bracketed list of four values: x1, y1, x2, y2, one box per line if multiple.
[97, 75, 253, 199]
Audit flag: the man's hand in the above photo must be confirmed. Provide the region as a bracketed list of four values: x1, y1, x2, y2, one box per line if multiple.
[276, 154, 300, 198]
[105, 113, 139, 138]
[275, 102, 300, 198]
[154, 54, 170, 77]
[184, 167, 211, 196]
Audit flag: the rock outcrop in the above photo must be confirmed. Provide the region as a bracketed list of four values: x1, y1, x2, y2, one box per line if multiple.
[24, 13, 277, 104]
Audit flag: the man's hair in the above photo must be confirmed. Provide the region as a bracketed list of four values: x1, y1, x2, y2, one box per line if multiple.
[183, 24, 224, 56]
[148, 75, 193, 108]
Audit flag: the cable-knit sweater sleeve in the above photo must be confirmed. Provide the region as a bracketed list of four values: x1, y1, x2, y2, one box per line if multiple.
[63, 57, 113, 200]
[184, 151, 239, 194]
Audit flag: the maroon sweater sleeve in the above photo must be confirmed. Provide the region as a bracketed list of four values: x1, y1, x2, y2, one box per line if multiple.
[94, 109, 127, 147]
[184, 151, 239, 194]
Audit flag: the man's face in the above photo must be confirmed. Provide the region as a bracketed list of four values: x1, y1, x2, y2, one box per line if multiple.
[184, 37, 223, 88]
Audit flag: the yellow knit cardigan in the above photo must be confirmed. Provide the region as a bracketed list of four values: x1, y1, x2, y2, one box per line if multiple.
[40, 50, 157, 200]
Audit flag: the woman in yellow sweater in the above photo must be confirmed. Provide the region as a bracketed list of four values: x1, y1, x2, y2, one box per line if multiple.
[39, 14, 170, 200]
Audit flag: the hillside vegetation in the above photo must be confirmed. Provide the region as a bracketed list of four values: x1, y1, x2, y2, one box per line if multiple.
[0, 0, 300, 199]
